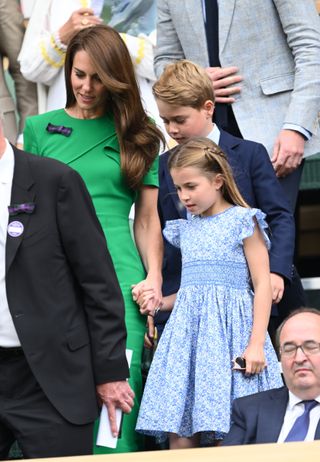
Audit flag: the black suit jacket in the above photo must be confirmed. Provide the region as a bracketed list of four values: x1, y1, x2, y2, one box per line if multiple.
[5, 147, 129, 424]
[223, 387, 320, 444]
[158, 129, 295, 296]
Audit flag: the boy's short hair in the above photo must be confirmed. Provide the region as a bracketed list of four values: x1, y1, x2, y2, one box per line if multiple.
[152, 60, 215, 108]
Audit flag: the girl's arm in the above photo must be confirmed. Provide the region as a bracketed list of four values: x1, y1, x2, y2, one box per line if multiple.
[161, 293, 177, 312]
[243, 221, 272, 375]
[132, 186, 163, 314]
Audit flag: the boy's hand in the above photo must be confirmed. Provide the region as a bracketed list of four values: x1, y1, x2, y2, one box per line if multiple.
[270, 273, 284, 304]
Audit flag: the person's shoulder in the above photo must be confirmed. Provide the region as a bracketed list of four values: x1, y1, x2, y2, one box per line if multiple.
[234, 137, 267, 156]
[159, 147, 175, 167]
[234, 205, 267, 227]
[26, 109, 66, 127]
[234, 386, 287, 407]
[21, 147, 76, 177]
[231, 205, 250, 218]
[220, 129, 267, 156]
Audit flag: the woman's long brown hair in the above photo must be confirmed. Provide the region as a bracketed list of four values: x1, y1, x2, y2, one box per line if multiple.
[65, 25, 165, 189]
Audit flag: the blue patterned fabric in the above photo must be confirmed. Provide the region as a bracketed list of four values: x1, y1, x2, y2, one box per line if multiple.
[136, 206, 283, 441]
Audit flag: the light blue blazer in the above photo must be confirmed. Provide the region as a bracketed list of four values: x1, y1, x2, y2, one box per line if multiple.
[154, 0, 320, 158]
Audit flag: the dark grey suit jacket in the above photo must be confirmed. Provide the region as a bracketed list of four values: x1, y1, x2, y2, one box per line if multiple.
[223, 386, 320, 445]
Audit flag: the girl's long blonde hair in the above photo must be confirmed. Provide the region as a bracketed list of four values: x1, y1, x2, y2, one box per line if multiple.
[168, 138, 249, 208]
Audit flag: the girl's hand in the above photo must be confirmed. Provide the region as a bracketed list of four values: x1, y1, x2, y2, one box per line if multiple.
[131, 276, 162, 316]
[242, 343, 266, 375]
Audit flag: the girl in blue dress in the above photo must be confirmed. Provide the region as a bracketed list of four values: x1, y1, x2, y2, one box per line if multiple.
[136, 137, 283, 448]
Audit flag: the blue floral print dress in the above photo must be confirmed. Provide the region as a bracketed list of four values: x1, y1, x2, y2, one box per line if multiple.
[136, 206, 283, 441]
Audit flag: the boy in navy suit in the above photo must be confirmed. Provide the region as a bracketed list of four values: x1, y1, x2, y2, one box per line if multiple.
[140, 60, 304, 340]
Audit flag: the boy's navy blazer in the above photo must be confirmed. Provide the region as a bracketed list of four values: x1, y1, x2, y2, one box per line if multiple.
[158, 129, 295, 296]
[223, 386, 320, 444]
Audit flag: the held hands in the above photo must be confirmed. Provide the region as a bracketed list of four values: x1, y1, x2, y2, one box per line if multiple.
[271, 129, 305, 177]
[58, 8, 102, 45]
[96, 381, 134, 437]
[242, 342, 266, 375]
[131, 275, 162, 317]
[205, 66, 242, 103]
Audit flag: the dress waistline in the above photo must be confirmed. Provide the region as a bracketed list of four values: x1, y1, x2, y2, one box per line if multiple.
[180, 261, 250, 289]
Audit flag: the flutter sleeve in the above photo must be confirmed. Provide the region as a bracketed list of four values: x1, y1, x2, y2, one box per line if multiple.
[163, 219, 186, 248]
[238, 208, 271, 250]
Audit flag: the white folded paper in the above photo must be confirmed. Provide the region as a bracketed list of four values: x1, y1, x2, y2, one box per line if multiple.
[96, 349, 133, 448]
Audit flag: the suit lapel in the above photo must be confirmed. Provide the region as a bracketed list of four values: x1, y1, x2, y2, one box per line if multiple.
[6, 148, 35, 272]
[185, 0, 208, 61]
[257, 387, 289, 443]
[218, 128, 241, 152]
[219, 0, 236, 55]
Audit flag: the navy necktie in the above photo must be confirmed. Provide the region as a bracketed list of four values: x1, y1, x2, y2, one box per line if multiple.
[204, 0, 220, 67]
[284, 400, 318, 442]
[203, 0, 242, 138]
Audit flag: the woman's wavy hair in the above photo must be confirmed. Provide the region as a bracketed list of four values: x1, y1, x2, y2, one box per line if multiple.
[168, 138, 249, 207]
[65, 25, 165, 189]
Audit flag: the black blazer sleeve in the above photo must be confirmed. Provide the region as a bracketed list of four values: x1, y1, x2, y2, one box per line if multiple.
[57, 168, 129, 384]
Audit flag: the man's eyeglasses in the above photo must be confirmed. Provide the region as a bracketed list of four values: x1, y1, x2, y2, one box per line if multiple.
[280, 340, 320, 357]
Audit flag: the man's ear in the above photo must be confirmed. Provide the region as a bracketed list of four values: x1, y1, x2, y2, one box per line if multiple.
[203, 100, 215, 118]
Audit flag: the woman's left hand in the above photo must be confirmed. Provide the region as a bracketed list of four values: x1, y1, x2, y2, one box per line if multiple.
[242, 343, 266, 375]
[131, 275, 162, 316]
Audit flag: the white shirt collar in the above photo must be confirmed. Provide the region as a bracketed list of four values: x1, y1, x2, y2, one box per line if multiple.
[0, 140, 14, 185]
[287, 390, 320, 410]
[206, 123, 221, 145]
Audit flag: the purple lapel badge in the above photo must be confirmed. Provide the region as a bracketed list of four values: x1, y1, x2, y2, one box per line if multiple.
[8, 221, 24, 238]
[8, 202, 35, 216]
[46, 123, 72, 137]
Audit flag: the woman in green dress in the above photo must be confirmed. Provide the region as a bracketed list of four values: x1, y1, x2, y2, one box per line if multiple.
[24, 25, 164, 454]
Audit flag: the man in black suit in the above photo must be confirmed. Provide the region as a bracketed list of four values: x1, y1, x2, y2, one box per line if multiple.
[0, 114, 133, 458]
[224, 308, 320, 445]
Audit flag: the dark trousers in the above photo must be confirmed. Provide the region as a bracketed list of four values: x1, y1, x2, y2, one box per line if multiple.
[0, 348, 93, 459]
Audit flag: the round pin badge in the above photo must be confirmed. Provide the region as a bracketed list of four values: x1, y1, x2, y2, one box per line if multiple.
[8, 221, 24, 237]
